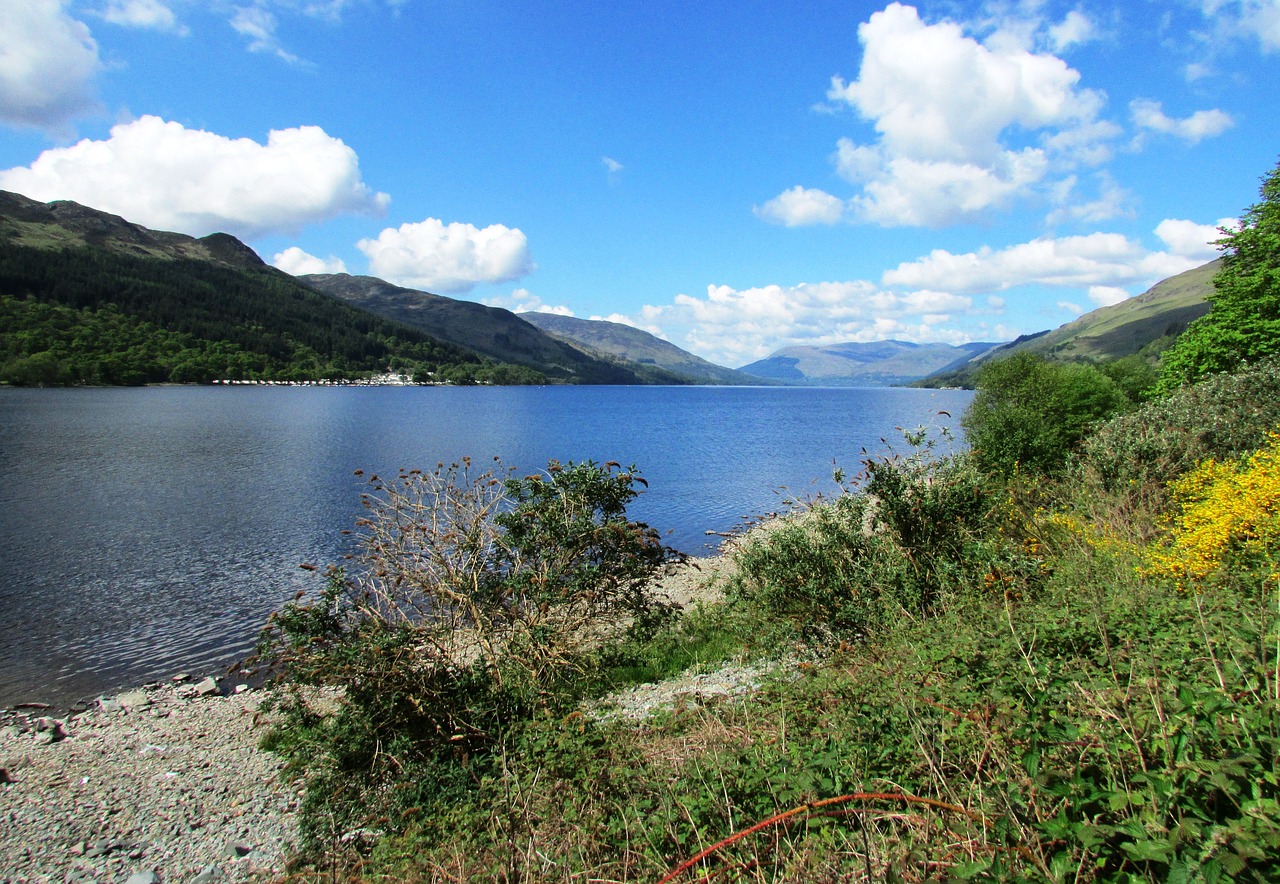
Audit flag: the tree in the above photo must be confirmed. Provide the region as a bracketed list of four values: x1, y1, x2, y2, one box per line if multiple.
[1160, 157, 1280, 388]
[962, 353, 1128, 477]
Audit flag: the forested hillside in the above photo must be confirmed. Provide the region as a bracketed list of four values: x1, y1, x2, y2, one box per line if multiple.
[0, 192, 542, 385]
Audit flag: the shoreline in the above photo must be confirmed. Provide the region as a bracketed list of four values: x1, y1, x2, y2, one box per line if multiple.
[0, 551, 747, 882]
[0, 677, 299, 883]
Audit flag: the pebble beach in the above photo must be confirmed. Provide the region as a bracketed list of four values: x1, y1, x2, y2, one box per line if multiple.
[0, 678, 298, 884]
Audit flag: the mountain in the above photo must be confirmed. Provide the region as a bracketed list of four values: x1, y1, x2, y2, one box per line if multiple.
[0, 191, 520, 385]
[0, 190, 266, 269]
[738, 340, 1003, 386]
[518, 312, 763, 385]
[917, 259, 1218, 388]
[298, 274, 671, 385]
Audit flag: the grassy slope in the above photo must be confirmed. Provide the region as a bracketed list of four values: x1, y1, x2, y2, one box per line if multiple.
[919, 260, 1218, 388]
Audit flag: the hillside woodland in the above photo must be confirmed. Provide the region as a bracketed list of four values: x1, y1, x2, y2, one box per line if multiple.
[257, 158, 1280, 882]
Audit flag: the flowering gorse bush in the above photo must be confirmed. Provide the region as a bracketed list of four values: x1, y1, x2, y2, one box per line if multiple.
[1143, 430, 1280, 586]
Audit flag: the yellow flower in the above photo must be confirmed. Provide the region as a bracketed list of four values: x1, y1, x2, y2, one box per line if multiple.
[1142, 430, 1280, 586]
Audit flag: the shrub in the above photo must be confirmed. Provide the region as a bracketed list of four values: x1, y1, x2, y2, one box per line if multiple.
[729, 435, 1034, 638]
[962, 353, 1129, 477]
[1075, 355, 1280, 509]
[1143, 431, 1280, 587]
[258, 458, 680, 853]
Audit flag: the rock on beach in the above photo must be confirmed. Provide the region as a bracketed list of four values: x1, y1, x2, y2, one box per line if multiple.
[0, 680, 298, 883]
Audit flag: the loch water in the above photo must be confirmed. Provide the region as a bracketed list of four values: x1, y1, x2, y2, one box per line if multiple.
[0, 384, 973, 709]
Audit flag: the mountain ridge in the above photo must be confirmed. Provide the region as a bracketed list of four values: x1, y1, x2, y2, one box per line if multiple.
[518, 312, 763, 385]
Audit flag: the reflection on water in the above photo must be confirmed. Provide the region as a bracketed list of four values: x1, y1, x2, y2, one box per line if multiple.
[0, 384, 972, 708]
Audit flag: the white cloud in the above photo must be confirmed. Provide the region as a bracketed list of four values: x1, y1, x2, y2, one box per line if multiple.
[825, 3, 1111, 226]
[231, 5, 305, 65]
[1057, 300, 1084, 315]
[0, 115, 389, 239]
[1088, 286, 1130, 307]
[754, 185, 845, 226]
[1154, 217, 1235, 259]
[487, 288, 573, 316]
[273, 246, 348, 275]
[882, 228, 1215, 295]
[358, 218, 535, 294]
[1189, 0, 1280, 52]
[0, 0, 102, 131]
[632, 279, 975, 367]
[101, 0, 185, 33]
[1048, 10, 1096, 51]
[1046, 172, 1132, 225]
[602, 156, 623, 174]
[1130, 99, 1234, 143]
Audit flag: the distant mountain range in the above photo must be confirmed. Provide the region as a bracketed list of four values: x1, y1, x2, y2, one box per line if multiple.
[519, 312, 764, 385]
[739, 340, 1003, 386]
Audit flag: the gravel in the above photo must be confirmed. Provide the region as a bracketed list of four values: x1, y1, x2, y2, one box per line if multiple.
[0, 541, 778, 882]
[0, 678, 298, 884]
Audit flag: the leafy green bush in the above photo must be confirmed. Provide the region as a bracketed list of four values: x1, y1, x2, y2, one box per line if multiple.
[1075, 355, 1280, 513]
[728, 437, 1032, 638]
[962, 353, 1129, 477]
[257, 458, 680, 855]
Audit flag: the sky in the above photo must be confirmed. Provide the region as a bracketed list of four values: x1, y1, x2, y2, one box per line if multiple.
[0, 0, 1277, 368]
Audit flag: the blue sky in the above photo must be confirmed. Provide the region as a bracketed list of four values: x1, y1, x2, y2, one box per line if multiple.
[1, 0, 1277, 368]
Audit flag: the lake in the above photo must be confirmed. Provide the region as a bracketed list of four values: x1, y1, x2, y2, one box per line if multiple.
[0, 384, 973, 709]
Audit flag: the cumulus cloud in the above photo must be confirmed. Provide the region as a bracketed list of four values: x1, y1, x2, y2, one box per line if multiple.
[754, 185, 846, 226]
[100, 0, 185, 32]
[0, 115, 389, 239]
[883, 218, 1227, 298]
[631, 280, 976, 367]
[1154, 217, 1235, 259]
[825, 2, 1110, 226]
[273, 246, 348, 275]
[358, 218, 535, 294]
[0, 0, 102, 131]
[627, 214, 1229, 366]
[1130, 99, 1234, 143]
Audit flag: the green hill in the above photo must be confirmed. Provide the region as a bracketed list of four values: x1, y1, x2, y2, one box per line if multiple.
[518, 311, 763, 385]
[917, 259, 1218, 388]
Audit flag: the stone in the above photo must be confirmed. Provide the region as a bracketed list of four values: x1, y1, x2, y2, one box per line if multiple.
[191, 864, 226, 883]
[224, 840, 253, 858]
[116, 690, 152, 711]
[96, 696, 123, 714]
[193, 677, 219, 697]
[125, 873, 159, 884]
